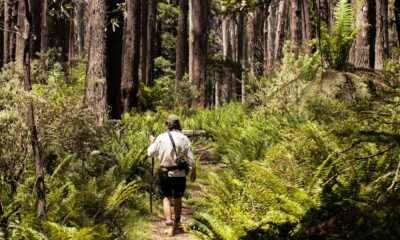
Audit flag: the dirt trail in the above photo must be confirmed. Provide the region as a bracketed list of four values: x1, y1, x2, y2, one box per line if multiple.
[149, 148, 214, 240]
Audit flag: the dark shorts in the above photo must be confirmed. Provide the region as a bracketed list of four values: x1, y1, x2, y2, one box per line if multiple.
[158, 177, 186, 199]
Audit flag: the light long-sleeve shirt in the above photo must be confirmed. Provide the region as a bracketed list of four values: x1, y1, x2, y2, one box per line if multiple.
[147, 130, 195, 177]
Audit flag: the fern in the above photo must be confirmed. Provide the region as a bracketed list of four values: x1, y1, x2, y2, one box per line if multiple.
[106, 180, 139, 210]
[311, 0, 358, 70]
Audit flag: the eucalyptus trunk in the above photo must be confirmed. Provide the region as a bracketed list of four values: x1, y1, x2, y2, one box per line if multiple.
[85, 0, 108, 123]
[120, 0, 141, 113]
[175, 0, 189, 90]
[146, 0, 157, 86]
[189, 0, 209, 107]
[22, 0, 47, 222]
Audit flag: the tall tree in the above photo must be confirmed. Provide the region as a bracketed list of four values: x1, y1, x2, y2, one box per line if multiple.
[3, 0, 12, 64]
[73, 0, 85, 57]
[175, 0, 189, 89]
[15, 0, 26, 66]
[189, 0, 209, 107]
[120, 0, 141, 113]
[290, 0, 302, 54]
[22, 0, 47, 222]
[146, 0, 157, 86]
[140, 0, 148, 84]
[40, 0, 48, 71]
[349, 0, 375, 68]
[85, 0, 109, 122]
[375, 0, 389, 69]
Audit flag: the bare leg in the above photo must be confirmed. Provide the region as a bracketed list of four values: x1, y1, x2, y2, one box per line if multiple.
[163, 197, 172, 222]
[174, 197, 182, 222]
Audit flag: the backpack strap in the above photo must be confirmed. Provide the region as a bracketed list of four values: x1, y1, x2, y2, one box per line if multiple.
[167, 131, 179, 162]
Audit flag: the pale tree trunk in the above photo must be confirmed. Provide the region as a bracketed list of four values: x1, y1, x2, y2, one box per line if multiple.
[9, 1, 18, 63]
[175, 0, 189, 90]
[85, 0, 108, 123]
[40, 0, 48, 71]
[251, 8, 264, 76]
[274, 0, 288, 65]
[141, 0, 148, 84]
[120, 0, 141, 113]
[3, 0, 11, 64]
[290, 0, 302, 54]
[266, 2, 277, 71]
[374, 0, 389, 69]
[221, 16, 232, 103]
[189, 0, 209, 107]
[16, 0, 26, 67]
[74, 0, 85, 57]
[146, 0, 157, 86]
[22, 0, 47, 222]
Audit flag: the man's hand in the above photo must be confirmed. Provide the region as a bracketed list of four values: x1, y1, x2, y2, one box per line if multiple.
[150, 135, 156, 144]
[190, 169, 197, 182]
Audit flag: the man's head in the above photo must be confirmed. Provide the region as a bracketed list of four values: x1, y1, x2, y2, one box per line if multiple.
[166, 114, 182, 131]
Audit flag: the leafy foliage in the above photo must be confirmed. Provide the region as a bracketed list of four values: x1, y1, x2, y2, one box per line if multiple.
[310, 0, 359, 70]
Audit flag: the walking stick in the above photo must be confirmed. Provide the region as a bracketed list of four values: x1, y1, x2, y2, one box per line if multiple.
[150, 155, 154, 214]
[150, 130, 156, 214]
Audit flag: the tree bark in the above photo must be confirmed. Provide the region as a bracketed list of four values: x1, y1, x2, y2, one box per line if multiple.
[189, 0, 209, 107]
[146, 0, 157, 86]
[394, 0, 400, 45]
[175, 0, 189, 90]
[29, 0, 41, 56]
[274, 0, 288, 65]
[374, 0, 389, 69]
[290, 0, 302, 54]
[3, 0, 12, 64]
[74, 0, 85, 57]
[141, 0, 148, 84]
[120, 0, 141, 113]
[16, 0, 26, 67]
[85, 0, 109, 123]
[349, 0, 375, 68]
[266, 1, 277, 71]
[22, 0, 47, 222]
[40, 0, 48, 71]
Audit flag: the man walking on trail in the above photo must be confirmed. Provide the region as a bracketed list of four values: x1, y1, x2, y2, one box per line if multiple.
[147, 115, 196, 237]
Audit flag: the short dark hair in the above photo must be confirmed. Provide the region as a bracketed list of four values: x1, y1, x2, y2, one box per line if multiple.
[166, 120, 182, 131]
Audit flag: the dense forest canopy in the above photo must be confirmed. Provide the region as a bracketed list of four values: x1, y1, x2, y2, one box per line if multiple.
[0, 0, 400, 239]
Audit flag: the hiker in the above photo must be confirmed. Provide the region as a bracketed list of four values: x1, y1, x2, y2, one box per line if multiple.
[147, 114, 196, 237]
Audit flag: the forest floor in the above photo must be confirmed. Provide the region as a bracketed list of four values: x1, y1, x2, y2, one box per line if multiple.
[149, 148, 216, 240]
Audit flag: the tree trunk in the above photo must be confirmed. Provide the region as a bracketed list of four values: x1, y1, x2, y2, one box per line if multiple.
[146, 0, 157, 86]
[3, 0, 11, 64]
[189, 0, 209, 107]
[175, 0, 189, 90]
[40, 0, 48, 71]
[266, 2, 277, 71]
[0, 3, 3, 68]
[74, 0, 85, 57]
[22, 0, 47, 222]
[274, 0, 288, 65]
[140, 0, 148, 84]
[349, 0, 375, 68]
[16, 0, 26, 67]
[221, 16, 232, 103]
[9, 1, 18, 63]
[29, 0, 41, 57]
[290, 0, 302, 54]
[374, 0, 389, 69]
[85, 0, 108, 123]
[394, 0, 400, 45]
[120, 0, 141, 113]
[301, 0, 315, 52]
